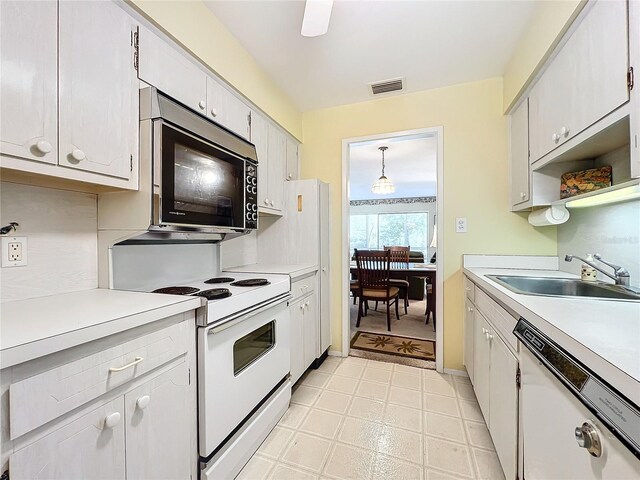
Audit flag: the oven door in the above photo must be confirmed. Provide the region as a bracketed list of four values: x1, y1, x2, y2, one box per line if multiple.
[198, 297, 290, 457]
[157, 121, 247, 230]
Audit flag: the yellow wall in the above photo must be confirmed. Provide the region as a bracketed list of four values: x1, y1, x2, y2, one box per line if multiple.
[301, 78, 557, 370]
[129, 0, 303, 139]
[503, 0, 584, 111]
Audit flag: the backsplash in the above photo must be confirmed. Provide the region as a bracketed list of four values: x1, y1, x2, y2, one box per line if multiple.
[0, 182, 98, 301]
[557, 199, 640, 287]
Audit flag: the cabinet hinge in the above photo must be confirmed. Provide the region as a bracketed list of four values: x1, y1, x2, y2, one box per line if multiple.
[188, 368, 191, 385]
[516, 366, 521, 389]
[130, 154, 133, 172]
[248, 112, 252, 127]
[132, 27, 139, 71]
[628, 66, 634, 91]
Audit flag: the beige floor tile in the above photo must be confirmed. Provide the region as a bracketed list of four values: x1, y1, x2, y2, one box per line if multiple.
[388, 386, 423, 409]
[378, 425, 424, 464]
[281, 432, 333, 473]
[424, 412, 466, 444]
[383, 404, 423, 433]
[452, 374, 472, 385]
[425, 468, 466, 480]
[372, 453, 424, 480]
[454, 383, 477, 401]
[394, 364, 422, 376]
[347, 396, 386, 422]
[355, 380, 389, 401]
[363, 367, 393, 384]
[292, 385, 322, 406]
[391, 371, 422, 391]
[465, 421, 494, 450]
[278, 403, 310, 429]
[237, 454, 275, 480]
[317, 357, 342, 374]
[472, 448, 505, 480]
[325, 375, 360, 394]
[302, 370, 332, 389]
[337, 417, 385, 451]
[258, 426, 295, 459]
[425, 438, 474, 478]
[334, 363, 366, 379]
[323, 443, 375, 480]
[268, 463, 319, 480]
[342, 356, 368, 367]
[315, 390, 353, 414]
[422, 375, 456, 397]
[299, 409, 344, 439]
[422, 393, 461, 418]
[458, 399, 484, 422]
[367, 359, 394, 370]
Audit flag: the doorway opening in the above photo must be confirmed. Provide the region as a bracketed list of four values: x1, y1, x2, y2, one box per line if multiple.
[341, 128, 444, 371]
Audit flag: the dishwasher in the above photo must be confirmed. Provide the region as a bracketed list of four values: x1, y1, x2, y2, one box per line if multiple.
[514, 319, 640, 479]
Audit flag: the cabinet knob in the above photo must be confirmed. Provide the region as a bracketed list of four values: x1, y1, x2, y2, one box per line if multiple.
[560, 126, 570, 138]
[35, 140, 52, 154]
[270, 200, 275, 206]
[71, 149, 86, 161]
[467, 307, 473, 312]
[264, 198, 269, 205]
[322, 267, 327, 272]
[136, 395, 151, 410]
[299, 304, 305, 310]
[552, 133, 560, 143]
[210, 108, 218, 117]
[287, 173, 293, 180]
[198, 100, 206, 110]
[103, 412, 121, 429]
[520, 192, 526, 200]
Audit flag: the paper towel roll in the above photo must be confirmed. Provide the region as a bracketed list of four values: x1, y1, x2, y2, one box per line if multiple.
[528, 206, 570, 226]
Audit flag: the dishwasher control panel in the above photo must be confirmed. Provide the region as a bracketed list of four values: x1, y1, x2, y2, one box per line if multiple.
[514, 318, 640, 460]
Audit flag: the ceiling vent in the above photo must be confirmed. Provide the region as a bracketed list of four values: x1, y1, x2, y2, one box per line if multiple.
[369, 77, 404, 96]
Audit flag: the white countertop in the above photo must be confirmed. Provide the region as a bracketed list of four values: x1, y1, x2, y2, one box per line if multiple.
[1, 289, 203, 368]
[463, 265, 640, 403]
[227, 263, 318, 279]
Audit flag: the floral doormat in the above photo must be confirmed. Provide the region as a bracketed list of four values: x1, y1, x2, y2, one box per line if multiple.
[350, 331, 435, 361]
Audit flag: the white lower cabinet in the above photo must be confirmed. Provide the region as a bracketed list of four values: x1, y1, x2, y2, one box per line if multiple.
[473, 311, 492, 421]
[463, 298, 475, 384]
[289, 276, 319, 385]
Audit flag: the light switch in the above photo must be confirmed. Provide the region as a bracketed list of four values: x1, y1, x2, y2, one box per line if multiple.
[455, 217, 467, 233]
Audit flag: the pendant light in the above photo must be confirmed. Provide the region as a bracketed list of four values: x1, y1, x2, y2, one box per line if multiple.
[371, 146, 395, 194]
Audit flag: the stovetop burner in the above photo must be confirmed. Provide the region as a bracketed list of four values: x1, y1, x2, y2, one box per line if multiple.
[204, 277, 236, 284]
[152, 286, 200, 295]
[230, 278, 271, 287]
[192, 288, 232, 300]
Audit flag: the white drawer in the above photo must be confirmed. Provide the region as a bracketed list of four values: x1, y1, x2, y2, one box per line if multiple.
[9, 318, 190, 439]
[291, 273, 317, 302]
[475, 288, 518, 353]
[464, 276, 475, 302]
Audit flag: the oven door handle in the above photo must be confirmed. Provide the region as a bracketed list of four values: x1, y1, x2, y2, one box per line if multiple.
[207, 294, 292, 335]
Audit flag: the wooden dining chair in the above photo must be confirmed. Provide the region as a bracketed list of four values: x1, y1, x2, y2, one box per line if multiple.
[354, 249, 400, 331]
[384, 245, 411, 314]
[425, 278, 436, 330]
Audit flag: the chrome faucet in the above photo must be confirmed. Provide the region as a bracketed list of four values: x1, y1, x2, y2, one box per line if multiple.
[565, 254, 631, 286]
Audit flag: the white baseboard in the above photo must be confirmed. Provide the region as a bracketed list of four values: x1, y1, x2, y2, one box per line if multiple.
[444, 368, 469, 377]
[328, 350, 347, 358]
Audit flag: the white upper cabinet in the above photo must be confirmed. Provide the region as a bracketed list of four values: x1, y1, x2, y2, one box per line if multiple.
[251, 109, 286, 214]
[206, 77, 251, 139]
[509, 98, 530, 210]
[267, 124, 286, 212]
[137, 25, 208, 115]
[251, 110, 270, 208]
[0, 1, 58, 164]
[285, 137, 299, 181]
[58, 1, 137, 180]
[529, 0, 629, 162]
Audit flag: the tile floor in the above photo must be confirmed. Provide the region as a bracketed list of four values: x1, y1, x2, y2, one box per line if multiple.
[237, 356, 505, 480]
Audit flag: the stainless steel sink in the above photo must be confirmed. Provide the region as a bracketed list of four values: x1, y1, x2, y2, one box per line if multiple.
[486, 275, 640, 301]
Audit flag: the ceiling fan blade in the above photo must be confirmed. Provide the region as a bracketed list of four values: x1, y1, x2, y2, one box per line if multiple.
[301, 0, 334, 37]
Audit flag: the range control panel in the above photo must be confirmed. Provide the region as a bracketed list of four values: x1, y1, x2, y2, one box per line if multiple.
[245, 162, 258, 229]
[514, 319, 640, 459]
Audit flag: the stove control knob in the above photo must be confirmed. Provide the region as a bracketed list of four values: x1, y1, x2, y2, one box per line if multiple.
[575, 422, 602, 457]
[246, 212, 252, 220]
[252, 177, 257, 186]
[252, 204, 257, 212]
[251, 187, 257, 194]
[246, 185, 252, 193]
[252, 213, 257, 221]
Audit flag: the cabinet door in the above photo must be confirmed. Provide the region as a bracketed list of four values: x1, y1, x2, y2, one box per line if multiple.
[124, 362, 192, 480]
[0, 0, 57, 164]
[489, 333, 518, 480]
[463, 298, 475, 384]
[10, 397, 126, 479]
[267, 124, 286, 212]
[509, 98, 530, 209]
[251, 110, 270, 209]
[303, 293, 318, 368]
[137, 25, 208, 115]
[473, 312, 491, 424]
[289, 299, 306, 384]
[285, 138, 299, 181]
[206, 77, 250, 139]
[58, 1, 137, 180]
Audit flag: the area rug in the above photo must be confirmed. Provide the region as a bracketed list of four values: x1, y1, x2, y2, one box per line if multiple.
[350, 331, 436, 362]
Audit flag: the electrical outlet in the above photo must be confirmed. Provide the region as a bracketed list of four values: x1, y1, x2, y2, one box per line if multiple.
[455, 217, 468, 233]
[1, 236, 28, 267]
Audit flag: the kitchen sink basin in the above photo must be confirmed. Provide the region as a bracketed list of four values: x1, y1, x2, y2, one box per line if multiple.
[486, 275, 640, 301]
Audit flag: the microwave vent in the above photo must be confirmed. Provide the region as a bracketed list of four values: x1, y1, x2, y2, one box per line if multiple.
[369, 78, 404, 96]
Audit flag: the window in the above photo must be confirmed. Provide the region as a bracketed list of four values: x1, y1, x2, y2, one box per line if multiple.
[350, 212, 430, 257]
